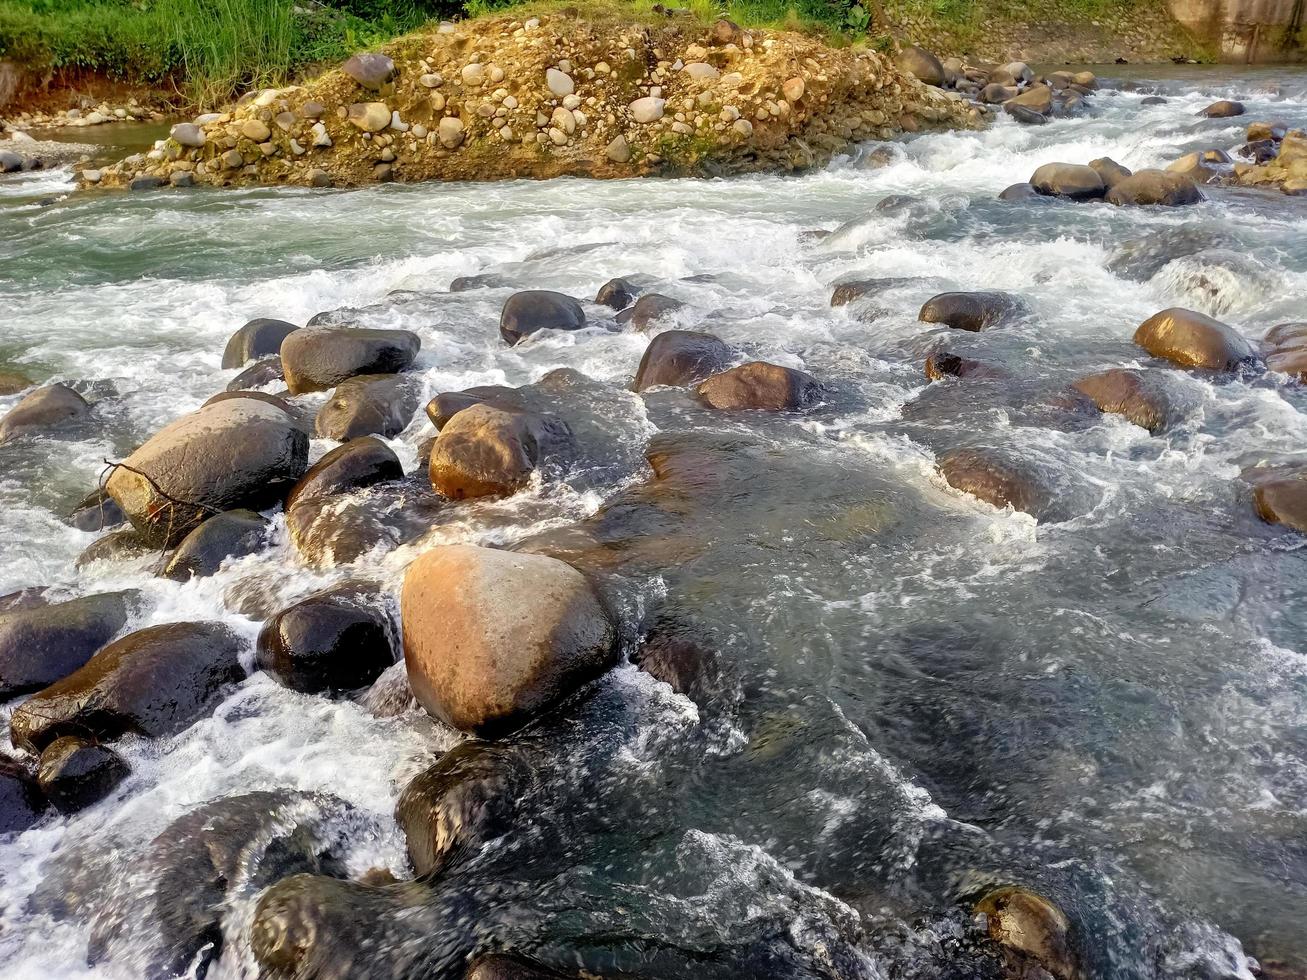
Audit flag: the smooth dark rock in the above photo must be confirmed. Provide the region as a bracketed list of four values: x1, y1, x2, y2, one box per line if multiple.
[615, 293, 685, 331]
[222, 318, 299, 369]
[75, 529, 155, 568]
[315, 374, 421, 441]
[225, 356, 285, 391]
[924, 351, 1005, 380]
[998, 181, 1041, 201]
[0, 591, 139, 700]
[696, 361, 823, 411]
[1072, 368, 1199, 433]
[287, 437, 403, 510]
[1133, 307, 1257, 371]
[257, 585, 397, 693]
[499, 291, 586, 345]
[595, 277, 641, 310]
[633, 330, 734, 392]
[67, 487, 125, 532]
[281, 327, 420, 394]
[342, 53, 396, 90]
[0, 760, 44, 833]
[919, 291, 1025, 332]
[939, 447, 1076, 522]
[1088, 157, 1132, 189]
[0, 384, 91, 443]
[1030, 162, 1105, 199]
[37, 736, 129, 813]
[161, 509, 269, 581]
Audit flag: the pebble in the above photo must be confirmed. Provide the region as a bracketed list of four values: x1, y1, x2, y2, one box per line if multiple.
[630, 97, 666, 124]
[438, 117, 465, 148]
[546, 68, 574, 97]
[311, 122, 332, 147]
[419, 73, 443, 88]
[390, 111, 409, 132]
[462, 64, 485, 87]
[241, 119, 272, 141]
[606, 134, 630, 163]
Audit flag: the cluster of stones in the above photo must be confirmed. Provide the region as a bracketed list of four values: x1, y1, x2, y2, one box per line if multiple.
[1231, 120, 1307, 197]
[78, 12, 972, 190]
[1001, 156, 1203, 207]
[1, 97, 162, 132]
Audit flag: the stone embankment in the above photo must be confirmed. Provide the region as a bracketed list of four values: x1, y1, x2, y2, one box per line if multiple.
[80, 11, 976, 189]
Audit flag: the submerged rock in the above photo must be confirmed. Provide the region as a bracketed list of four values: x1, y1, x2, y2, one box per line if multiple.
[1105, 169, 1202, 206]
[1133, 307, 1257, 372]
[1249, 465, 1307, 534]
[974, 885, 1076, 980]
[160, 509, 269, 581]
[37, 736, 129, 813]
[499, 290, 587, 345]
[595, 276, 642, 310]
[633, 330, 734, 392]
[924, 351, 1006, 381]
[1071, 368, 1200, 433]
[938, 447, 1081, 522]
[616, 292, 685, 331]
[696, 361, 823, 410]
[257, 585, 397, 693]
[288, 437, 404, 510]
[401, 544, 618, 735]
[0, 590, 139, 699]
[226, 355, 285, 391]
[428, 402, 574, 499]
[67, 487, 126, 532]
[281, 327, 420, 394]
[919, 291, 1026, 332]
[315, 373, 422, 440]
[221, 317, 299, 368]
[0, 384, 92, 443]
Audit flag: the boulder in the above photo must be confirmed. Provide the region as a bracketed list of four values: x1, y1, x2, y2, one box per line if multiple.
[1250, 465, 1307, 534]
[426, 388, 512, 428]
[0, 369, 32, 395]
[401, 544, 617, 735]
[1167, 150, 1228, 184]
[0, 760, 44, 834]
[10, 621, 244, 752]
[919, 291, 1025, 332]
[160, 509, 269, 581]
[347, 102, 392, 132]
[938, 447, 1068, 521]
[615, 293, 685, 331]
[1088, 157, 1132, 189]
[998, 182, 1041, 201]
[1265, 321, 1307, 347]
[896, 46, 945, 86]
[1133, 307, 1257, 371]
[924, 351, 1005, 381]
[280, 327, 420, 394]
[395, 741, 525, 875]
[595, 277, 641, 310]
[37, 736, 129, 813]
[1071, 368, 1198, 433]
[1200, 99, 1244, 118]
[428, 403, 573, 500]
[696, 361, 823, 411]
[991, 61, 1034, 85]
[67, 487, 126, 532]
[202, 390, 311, 432]
[75, 529, 155, 569]
[980, 83, 1019, 104]
[342, 53, 396, 90]
[221, 317, 299, 368]
[1030, 163, 1104, 200]
[0, 384, 91, 443]
[257, 585, 396, 694]
[499, 290, 586, 345]
[1246, 120, 1287, 142]
[105, 398, 308, 546]
[0, 590, 139, 700]
[287, 436, 403, 511]
[1006, 84, 1053, 115]
[1005, 105, 1049, 126]
[467, 957, 569, 980]
[974, 886, 1075, 979]
[633, 330, 735, 392]
[1267, 347, 1307, 379]
[315, 374, 421, 440]
[226, 355, 285, 391]
[1105, 169, 1203, 206]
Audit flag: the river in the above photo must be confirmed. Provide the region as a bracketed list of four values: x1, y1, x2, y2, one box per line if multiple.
[1, 65, 1306, 979]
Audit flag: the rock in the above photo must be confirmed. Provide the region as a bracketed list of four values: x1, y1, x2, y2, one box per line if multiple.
[998, 182, 1041, 201]
[683, 62, 720, 80]
[895, 45, 945, 86]
[67, 487, 125, 531]
[1249, 465, 1307, 534]
[286, 436, 403, 511]
[1201, 99, 1244, 118]
[37, 736, 129, 813]
[315, 374, 421, 440]
[240, 119, 271, 142]
[830, 277, 914, 305]
[1133, 307, 1257, 372]
[222, 317, 299, 368]
[170, 123, 205, 148]
[696, 361, 823, 411]
[428, 403, 573, 499]
[991, 61, 1033, 85]
[0, 760, 44, 834]
[606, 135, 631, 163]
[425, 388, 506, 428]
[1106, 169, 1203, 206]
[129, 176, 164, 191]
[1005, 105, 1048, 126]
[1006, 84, 1053, 115]
[1141, 95, 1167, 106]
[0, 384, 91, 443]
[226, 355, 285, 391]
[203, 390, 309, 432]
[629, 97, 666, 124]
[106, 398, 308, 546]
[615, 292, 684, 331]
[347, 102, 392, 133]
[395, 741, 525, 876]
[711, 18, 743, 45]
[76, 529, 154, 569]
[499, 290, 586, 345]
[919, 291, 1025, 332]
[257, 585, 396, 694]
[1030, 162, 1105, 199]
[343, 53, 396, 90]
[169, 172, 195, 189]
[980, 83, 1019, 104]
[1168, 150, 1228, 184]
[438, 116, 465, 148]
[634, 330, 735, 391]
[0, 369, 32, 395]
[467, 956, 570, 980]
[0, 591, 138, 700]
[783, 77, 806, 102]
[924, 351, 1004, 380]
[595, 276, 641, 310]
[281, 326, 420, 393]
[160, 509, 268, 581]
[546, 68, 574, 97]
[1088, 157, 1132, 189]
[938, 447, 1065, 521]
[10, 622, 244, 753]
[1071, 368, 1198, 433]
[974, 886, 1075, 980]
[0, 150, 23, 173]
[401, 544, 617, 735]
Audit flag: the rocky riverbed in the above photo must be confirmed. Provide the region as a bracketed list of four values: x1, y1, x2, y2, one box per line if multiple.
[2, 56, 1307, 980]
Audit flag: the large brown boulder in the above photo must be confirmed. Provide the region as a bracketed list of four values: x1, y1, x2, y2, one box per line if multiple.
[919, 291, 1025, 332]
[285, 439, 406, 565]
[499, 290, 586, 346]
[1088, 157, 1132, 190]
[895, 45, 945, 86]
[10, 622, 244, 753]
[1264, 321, 1307, 347]
[105, 399, 308, 546]
[938, 447, 1071, 521]
[1133, 307, 1257, 371]
[1249, 465, 1307, 533]
[1200, 99, 1244, 118]
[615, 293, 685, 331]
[0, 591, 140, 699]
[280, 327, 420, 394]
[1105, 170, 1202, 206]
[428, 403, 573, 499]
[1071, 368, 1199, 433]
[287, 437, 403, 511]
[633, 330, 734, 392]
[257, 584, 396, 694]
[1005, 84, 1053, 115]
[0, 384, 91, 443]
[695, 361, 822, 410]
[401, 544, 617, 735]
[314, 374, 421, 440]
[1030, 163, 1104, 199]
[221, 318, 299, 369]
[424, 385, 516, 429]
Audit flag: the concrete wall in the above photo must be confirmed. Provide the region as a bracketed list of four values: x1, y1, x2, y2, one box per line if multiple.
[1170, 0, 1306, 61]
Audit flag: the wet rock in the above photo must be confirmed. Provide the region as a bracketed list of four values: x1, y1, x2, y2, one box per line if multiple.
[633, 330, 734, 392]
[981, 83, 1019, 104]
[428, 403, 574, 499]
[10, 621, 244, 753]
[1106, 226, 1234, 281]
[0, 369, 32, 395]
[0, 384, 91, 443]
[226, 355, 285, 391]
[1133, 307, 1257, 372]
[1006, 84, 1053, 115]
[281, 327, 420, 394]
[467, 956, 570, 980]
[919, 291, 1025, 332]
[425, 387, 511, 429]
[924, 351, 1005, 381]
[0, 760, 44, 833]
[106, 398, 308, 546]
[37, 736, 129, 813]
[595, 277, 642, 310]
[998, 181, 1041, 201]
[1030, 162, 1105, 199]
[222, 317, 299, 368]
[129, 176, 164, 191]
[696, 361, 823, 411]
[257, 584, 397, 694]
[1249, 465, 1307, 533]
[938, 447, 1071, 522]
[1105, 169, 1202, 206]
[1005, 104, 1048, 125]
[160, 508, 268, 581]
[395, 741, 526, 875]
[316, 374, 421, 440]
[75, 528, 155, 568]
[615, 293, 684, 331]
[633, 615, 737, 710]
[67, 487, 125, 531]
[203, 390, 311, 433]
[1265, 321, 1307, 347]
[287, 436, 403, 510]
[896, 45, 945, 86]
[499, 290, 586, 346]
[1168, 149, 1230, 184]
[0, 590, 139, 699]
[974, 886, 1076, 980]
[1071, 368, 1198, 433]
[1088, 156, 1132, 189]
[343, 53, 396, 90]
[401, 544, 618, 735]
[1200, 99, 1244, 118]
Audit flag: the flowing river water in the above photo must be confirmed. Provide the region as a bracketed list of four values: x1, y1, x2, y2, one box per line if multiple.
[1, 66, 1306, 979]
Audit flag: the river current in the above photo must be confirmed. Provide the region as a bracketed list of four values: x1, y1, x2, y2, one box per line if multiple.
[1, 66, 1306, 979]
